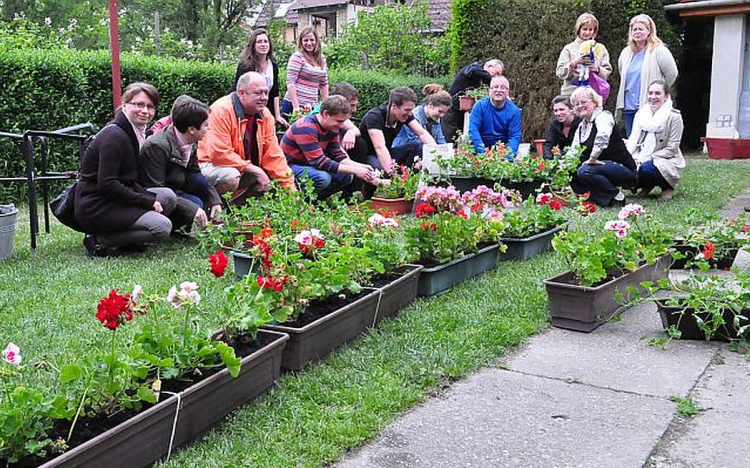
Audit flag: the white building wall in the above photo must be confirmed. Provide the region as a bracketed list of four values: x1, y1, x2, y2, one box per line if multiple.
[707, 15, 746, 138]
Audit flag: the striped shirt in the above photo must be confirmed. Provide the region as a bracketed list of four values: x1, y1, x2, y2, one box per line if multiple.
[283, 52, 328, 107]
[281, 115, 348, 173]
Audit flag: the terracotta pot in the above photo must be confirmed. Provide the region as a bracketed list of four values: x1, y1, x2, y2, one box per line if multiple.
[458, 95, 477, 111]
[370, 197, 414, 215]
[533, 139, 546, 157]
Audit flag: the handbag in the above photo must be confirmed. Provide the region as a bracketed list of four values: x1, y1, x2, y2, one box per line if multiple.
[50, 182, 84, 232]
[589, 72, 611, 103]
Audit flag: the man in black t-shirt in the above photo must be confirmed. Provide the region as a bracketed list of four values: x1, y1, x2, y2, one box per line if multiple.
[359, 87, 436, 176]
[442, 59, 504, 143]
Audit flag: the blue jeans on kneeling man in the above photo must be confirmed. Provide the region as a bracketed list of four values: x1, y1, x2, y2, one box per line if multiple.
[290, 164, 353, 200]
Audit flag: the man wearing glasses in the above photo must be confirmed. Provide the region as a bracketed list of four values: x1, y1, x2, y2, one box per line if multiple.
[467, 75, 522, 159]
[198, 71, 295, 205]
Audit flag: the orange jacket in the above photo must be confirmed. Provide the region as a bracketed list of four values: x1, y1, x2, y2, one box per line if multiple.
[198, 93, 294, 189]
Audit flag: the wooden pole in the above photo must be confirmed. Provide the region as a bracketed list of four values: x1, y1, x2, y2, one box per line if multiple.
[109, 0, 122, 110]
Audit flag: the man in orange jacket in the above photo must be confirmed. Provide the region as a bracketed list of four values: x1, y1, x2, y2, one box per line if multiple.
[198, 71, 295, 204]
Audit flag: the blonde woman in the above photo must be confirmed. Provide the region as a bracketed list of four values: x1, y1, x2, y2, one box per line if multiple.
[282, 26, 329, 117]
[617, 14, 678, 137]
[556, 12, 612, 97]
[626, 80, 685, 201]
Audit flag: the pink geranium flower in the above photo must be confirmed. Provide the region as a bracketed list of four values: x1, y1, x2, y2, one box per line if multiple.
[2, 342, 21, 366]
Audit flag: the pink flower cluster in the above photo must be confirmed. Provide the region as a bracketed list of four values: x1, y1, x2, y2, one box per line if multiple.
[604, 220, 631, 238]
[295, 229, 325, 253]
[463, 185, 512, 210]
[368, 213, 400, 228]
[415, 185, 463, 213]
[167, 281, 201, 308]
[2, 342, 21, 366]
[618, 204, 644, 220]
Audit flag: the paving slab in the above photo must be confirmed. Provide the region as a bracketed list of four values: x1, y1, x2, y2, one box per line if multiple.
[336, 370, 674, 468]
[505, 301, 718, 397]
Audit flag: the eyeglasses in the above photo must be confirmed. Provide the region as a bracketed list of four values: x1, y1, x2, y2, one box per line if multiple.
[127, 101, 156, 112]
[491, 85, 509, 91]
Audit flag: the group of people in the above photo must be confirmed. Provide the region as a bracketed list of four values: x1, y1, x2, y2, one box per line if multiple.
[73, 12, 686, 256]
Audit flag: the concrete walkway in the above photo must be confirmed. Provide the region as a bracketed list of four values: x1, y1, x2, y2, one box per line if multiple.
[336, 196, 750, 468]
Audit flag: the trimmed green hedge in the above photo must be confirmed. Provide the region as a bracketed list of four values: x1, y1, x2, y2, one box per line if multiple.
[449, 0, 680, 141]
[0, 48, 445, 203]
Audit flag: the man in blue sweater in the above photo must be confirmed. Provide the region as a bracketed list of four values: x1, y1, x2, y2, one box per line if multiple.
[468, 75, 522, 158]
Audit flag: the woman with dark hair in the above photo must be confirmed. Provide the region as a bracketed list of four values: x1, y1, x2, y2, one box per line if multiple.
[75, 82, 177, 256]
[543, 95, 581, 159]
[392, 83, 451, 148]
[231, 28, 287, 127]
[282, 26, 329, 118]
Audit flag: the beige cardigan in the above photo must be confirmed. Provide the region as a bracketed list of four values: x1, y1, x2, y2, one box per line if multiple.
[555, 38, 613, 97]
[616, 44, 678, 111]
[626, 108, 685, 188]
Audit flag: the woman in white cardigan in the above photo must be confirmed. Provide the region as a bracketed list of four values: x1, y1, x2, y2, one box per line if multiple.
[626, 80, 685, 201]
[617, 14, 678, 137]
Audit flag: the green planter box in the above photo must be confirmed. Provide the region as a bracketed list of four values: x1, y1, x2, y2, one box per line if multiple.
[415, 243, 500, 297]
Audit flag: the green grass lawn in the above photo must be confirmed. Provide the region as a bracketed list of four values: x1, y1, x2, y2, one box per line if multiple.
[1, 153, 749, 467]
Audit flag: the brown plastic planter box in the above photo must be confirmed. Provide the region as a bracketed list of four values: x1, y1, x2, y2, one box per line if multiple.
[544, 255, 670, 332]
[262, 290, 381, 370]
[39, 330, 288, 468]
[369, 197, 414, 215]
[655, 299, 747, 342]
[369, 264, 423, 325]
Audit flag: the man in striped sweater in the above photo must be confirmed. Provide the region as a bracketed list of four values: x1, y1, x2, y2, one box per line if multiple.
[281, 95, 377, 199]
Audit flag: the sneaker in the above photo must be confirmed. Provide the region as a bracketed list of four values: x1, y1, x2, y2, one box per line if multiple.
[610, 190, 626, 207]
[658, 189, 675, 201]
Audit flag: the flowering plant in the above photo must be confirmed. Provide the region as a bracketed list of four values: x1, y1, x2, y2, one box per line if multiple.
[503, 193, 567, 239]
[465, 85, 490, 99]
[288, 103, 314, 125]
[673, 211, 748, 268]
[372, 165, 420, 201]
[552, 204, 670, 286]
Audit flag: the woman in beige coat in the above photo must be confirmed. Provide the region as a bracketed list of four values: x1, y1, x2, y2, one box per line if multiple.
[556, 13, 612, 97]
[626, 80, 685, 201]
[617, 14, 678, 137]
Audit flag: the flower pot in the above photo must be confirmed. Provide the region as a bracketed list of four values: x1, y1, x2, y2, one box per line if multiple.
[543, 255, 670, 332]
[533, 139, 546, 157]
[448, 175, 498, 193]
[262, 290, 381, 370]
[416, 243, 500, 297]
[504, 179, 546, 200]
[37, 330, 287, 468]
[458, 95, 477, 111]
[498, 223, 568, 262]
[369, 264, 422, 325]
[370, 197, 414, 215]
[0, 205, 17, 261]
[231, 251, 259, 279]
[702, 137, 750, 160]
[669, 242, 738, 270]
[655, 299, 748, 342]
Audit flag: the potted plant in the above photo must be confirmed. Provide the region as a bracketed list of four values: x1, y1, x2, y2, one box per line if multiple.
[498, 193, 568, 261]
[545, 204, 672, 332]
[405, 185, 507, 296]
[370, 165, 419, 215]
[458, 85, 489, 111]
[670, 212, 747, 270]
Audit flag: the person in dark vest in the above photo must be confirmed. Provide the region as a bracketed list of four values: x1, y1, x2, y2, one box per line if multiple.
[569, 86, 636, 207]
[543, 95, 582, 159]
[441, 59, 504, 142]
[75, 82, 177, 257]
[139, 95, 222, 234]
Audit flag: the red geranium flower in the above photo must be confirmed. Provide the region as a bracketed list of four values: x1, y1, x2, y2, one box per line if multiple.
[549, 199, 563, 211]
[538, 161, 546, 171]
[96, 289, 134, 330]
[208, 250, 229, 278]
[415, 203, 436, 218]
[702, 241, 716, 259]
[257, 275, 290, 292]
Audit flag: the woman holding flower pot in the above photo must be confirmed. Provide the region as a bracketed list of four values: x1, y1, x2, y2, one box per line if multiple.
[555, 13, 612, 98]
[616, 14, 678, 137]
[569, 86, 636, 208]
[626, 80, 685, 201]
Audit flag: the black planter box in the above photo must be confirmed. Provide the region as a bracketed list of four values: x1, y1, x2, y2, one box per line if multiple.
[498, 223, 567, 262]
[669, 243, 739, 270]
[655, 299, 748, 341]
[39, 330, 288, 468]
[544, 255, 670, 332]
[416, 243, 500, 297]
[369, 264, 423, 325]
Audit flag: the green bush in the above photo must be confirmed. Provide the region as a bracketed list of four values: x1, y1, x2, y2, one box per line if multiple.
[449, 0, 681, 141]
[0, 48, 444, 203]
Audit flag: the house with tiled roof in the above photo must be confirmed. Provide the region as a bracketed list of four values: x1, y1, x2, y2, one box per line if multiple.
[254, 0, 451, 42]
[666, 0, 750, 157]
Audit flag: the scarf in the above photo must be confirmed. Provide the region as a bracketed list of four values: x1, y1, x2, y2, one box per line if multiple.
[631, 99, 672, 162]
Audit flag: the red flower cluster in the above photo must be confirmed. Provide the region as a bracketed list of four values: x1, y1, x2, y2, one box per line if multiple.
[208, 250, 229, 278]
[538, 161, 546, 171]
[96, 289, 134, 330]
[257, 274, 290, 292]
[549, 199, 563, 211]
[578, 201, 597, 215]
[454, 210, 469, 219]
[415, 203, 436, 218]
[252, 229, 274, 270]
[419, 221, 437, 231]
[702, 242, 716, 259]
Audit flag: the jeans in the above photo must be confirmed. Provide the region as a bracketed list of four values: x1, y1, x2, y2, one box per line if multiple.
[577, 161, 636, 207]
[622, 109, 637, 138]
[290, 164, 353, 200]
[179, 172, 211, 209]
[637, 161, 672, 195]
[363, 142, 422, 198]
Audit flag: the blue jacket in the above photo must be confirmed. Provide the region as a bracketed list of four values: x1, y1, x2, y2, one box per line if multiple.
[468, 97, 522, 156]
[392, 105, 446, 148]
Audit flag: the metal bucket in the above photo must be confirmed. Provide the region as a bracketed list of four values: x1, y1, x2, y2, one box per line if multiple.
[0, 205, 18, 260]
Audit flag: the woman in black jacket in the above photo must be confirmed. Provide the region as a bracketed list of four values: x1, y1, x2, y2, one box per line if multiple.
[74, 82, 177, 256]
[543, 95, 581, 159]
[230, 29, 287, 127]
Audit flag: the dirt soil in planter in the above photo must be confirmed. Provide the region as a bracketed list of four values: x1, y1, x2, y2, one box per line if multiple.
[8, 333, 276, 468]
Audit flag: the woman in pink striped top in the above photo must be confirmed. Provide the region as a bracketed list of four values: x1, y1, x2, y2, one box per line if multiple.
[282, 26, 329, 117]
